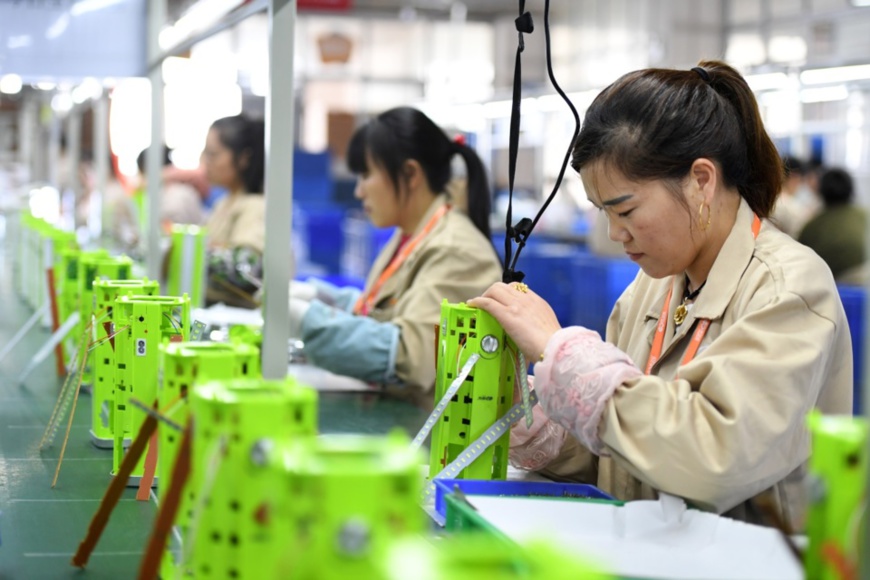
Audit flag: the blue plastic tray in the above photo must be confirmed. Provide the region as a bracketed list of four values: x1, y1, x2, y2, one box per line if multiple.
[431, 478, 614, 526]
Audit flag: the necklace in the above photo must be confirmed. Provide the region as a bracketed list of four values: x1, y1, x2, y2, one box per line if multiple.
[673, 278, 706, 326]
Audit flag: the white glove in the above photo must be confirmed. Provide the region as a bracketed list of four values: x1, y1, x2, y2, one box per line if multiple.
[289, 297, 312, 338]
[289, 280, 318, 302]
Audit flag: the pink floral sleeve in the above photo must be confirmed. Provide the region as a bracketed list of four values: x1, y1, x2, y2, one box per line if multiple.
[509, 327, 643, 467]
[509, 401, 569, 470]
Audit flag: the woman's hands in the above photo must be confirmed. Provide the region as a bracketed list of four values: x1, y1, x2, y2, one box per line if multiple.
[467, 282, 562, 362]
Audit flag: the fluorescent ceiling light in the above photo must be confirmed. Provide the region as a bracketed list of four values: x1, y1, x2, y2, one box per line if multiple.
[0, 74, 23, 95]
[744, 72, 789, 92]
[800, 85, 849, 103]
[800, 64, 870, 85]
[71, 0, 126, 17]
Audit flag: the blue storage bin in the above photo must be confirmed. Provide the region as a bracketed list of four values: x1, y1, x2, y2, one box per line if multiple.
[431, 478, 614, 526]
[340, 214, 395, 279]
[300, 207, 346, 275]
[571, 253, 639, 335]
[514, 243, 577, 326]
[838, 285, 865, 414]
[293, 150, 333, 208]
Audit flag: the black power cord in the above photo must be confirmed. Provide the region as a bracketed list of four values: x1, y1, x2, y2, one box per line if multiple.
[502, 0, 582, 284]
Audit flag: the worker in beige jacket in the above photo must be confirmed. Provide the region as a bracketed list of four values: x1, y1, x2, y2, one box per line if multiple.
[289, 108, 502, 407]
[201, 114, 267, 308]
[470, 60, 852, 531]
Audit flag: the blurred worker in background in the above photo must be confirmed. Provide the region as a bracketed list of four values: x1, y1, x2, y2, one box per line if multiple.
[771, 155, 819, 238]
[798, 167, 867, 284]
[136, 145, 206, 231]
[201, 114, 267, 308]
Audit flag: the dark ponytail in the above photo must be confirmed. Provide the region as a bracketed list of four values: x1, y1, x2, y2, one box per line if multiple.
[348, 107, 492, 238]
[452, 141, 492, 239]
[696, 60, 782, 216]
[571, 59, 782, 218]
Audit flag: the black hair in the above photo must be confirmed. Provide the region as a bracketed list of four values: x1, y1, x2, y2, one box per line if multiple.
[782, 155, 805, 178]
[571, 60, 783, 218]
[819, 168, 854, 207]
[209, 114, 266, 194]
[136, 145, 172, 174]
[346, 107, 492, 238]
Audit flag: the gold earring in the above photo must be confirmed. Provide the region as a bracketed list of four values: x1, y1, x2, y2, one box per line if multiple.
[698, 202, 711, 231]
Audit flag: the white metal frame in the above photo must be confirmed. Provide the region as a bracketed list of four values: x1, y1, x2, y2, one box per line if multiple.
[146, 0, 294, 378]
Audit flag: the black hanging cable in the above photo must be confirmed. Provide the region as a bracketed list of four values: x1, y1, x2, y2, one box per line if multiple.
[503, 0, 534, 283]
[502, 0, 582, 282]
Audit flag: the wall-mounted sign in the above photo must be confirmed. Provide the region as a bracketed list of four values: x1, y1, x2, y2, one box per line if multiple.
[317, 32, 352, 64]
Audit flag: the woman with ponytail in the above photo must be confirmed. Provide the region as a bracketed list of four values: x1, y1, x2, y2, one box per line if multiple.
[289, 107, 501, 407]
[470, 61, 852, 529]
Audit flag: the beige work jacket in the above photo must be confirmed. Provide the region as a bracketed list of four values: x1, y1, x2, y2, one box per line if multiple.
[542, 198, 853, 530]
[366, 195, 502, 408]
[205, 191, 266, 253]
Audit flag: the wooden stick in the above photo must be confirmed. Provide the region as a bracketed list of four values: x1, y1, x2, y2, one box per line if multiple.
[71, 415, 159, 568]
[138, 424, 192, 580]
[46, 268, 66, 376]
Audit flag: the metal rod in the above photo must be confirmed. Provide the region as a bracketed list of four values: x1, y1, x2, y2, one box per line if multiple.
[151, 0, 268, 68]
[0, 303, 49, 364]
[128, 398, 184, 433]
[146, 0, 167, 280]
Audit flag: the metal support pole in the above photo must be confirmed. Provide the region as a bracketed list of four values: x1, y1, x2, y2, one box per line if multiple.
[65, 110, 82, 230]
[18, 99, 36, 182]
[48, 111, 61, 189]
[261, 0, 296, 379]
[146, 0, 167, 280]
[92, 95, 109, 242]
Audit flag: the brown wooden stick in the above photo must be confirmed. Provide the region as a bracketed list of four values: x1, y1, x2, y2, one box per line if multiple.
[46, 268, 66, 376]
[138, 424, 192, 580]
[135, 429, 159, 501]
[70, 415, 158, 568]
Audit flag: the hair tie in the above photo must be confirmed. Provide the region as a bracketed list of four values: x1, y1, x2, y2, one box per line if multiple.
[691, 66, 711, 84]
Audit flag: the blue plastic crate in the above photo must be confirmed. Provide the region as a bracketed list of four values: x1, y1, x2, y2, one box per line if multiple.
[515, 243, 578, 326]
[431, 478, 614, 526]
[838, 285, 865, 414]
[571, 253, 639, 335]
[300, 207, 346, 275]
[340, 215, 395, 279]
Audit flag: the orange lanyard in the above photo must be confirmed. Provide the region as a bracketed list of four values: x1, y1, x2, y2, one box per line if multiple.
[353, 204, 451, 315]
[644, 215, 762, 375]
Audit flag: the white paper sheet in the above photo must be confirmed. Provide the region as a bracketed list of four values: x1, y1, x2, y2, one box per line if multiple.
[468, 495, 804, 579]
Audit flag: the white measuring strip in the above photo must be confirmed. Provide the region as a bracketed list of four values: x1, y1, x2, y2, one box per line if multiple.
[410, 353, 480, 451]
[422, 389, 539, 500]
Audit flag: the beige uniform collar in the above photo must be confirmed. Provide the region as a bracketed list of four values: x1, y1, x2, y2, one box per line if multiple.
[645, 198, 760, 325]
[364, 194, 450, 303]
[409, 194, 450, 237]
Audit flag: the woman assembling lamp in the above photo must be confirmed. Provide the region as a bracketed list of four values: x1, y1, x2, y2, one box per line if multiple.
[288, 107, 502, 408]
[470, 60, 852, 530]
